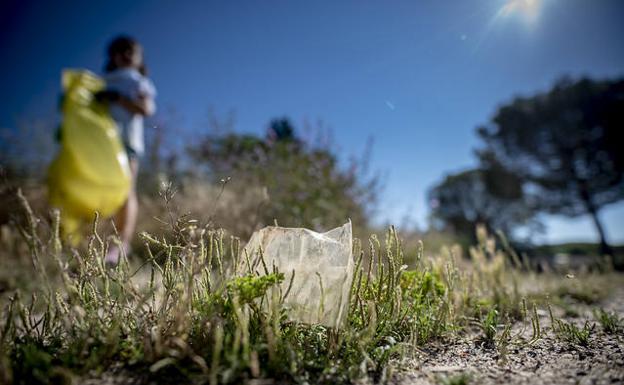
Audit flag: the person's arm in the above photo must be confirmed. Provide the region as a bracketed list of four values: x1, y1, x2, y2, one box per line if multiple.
[117, 94, 155, 116]
[95, 90, 155, 116]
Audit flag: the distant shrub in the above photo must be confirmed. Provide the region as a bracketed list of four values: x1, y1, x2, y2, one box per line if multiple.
[189, 119, 379, 235]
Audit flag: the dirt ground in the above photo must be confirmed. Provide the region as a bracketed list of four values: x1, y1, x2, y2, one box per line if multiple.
[392, 287, 624, 385]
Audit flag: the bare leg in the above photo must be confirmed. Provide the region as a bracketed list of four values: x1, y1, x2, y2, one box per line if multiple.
[105, 159, 139, 265]
[116, 158, 139, 247]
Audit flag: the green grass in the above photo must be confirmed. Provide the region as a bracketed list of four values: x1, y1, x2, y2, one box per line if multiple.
[551, 320, 595, 346]
[477, 307, 499, 345]
[0, 191, 620, 384]
[593, 308, 623, 335]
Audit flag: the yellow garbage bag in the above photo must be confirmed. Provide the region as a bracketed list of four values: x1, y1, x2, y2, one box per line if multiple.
[48, 69, 131, 240]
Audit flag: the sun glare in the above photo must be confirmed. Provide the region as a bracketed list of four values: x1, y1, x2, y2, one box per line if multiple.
[500, 0, 542, 23]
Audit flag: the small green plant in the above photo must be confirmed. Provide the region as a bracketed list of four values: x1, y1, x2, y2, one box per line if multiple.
[480, 307, 499, 344]
[593, 308, 622, 335]
[529, 302, 542, 343]
[548, 303, 594, 346]
[496, 321, 513, 364]
[552, 320, 594, 347]
[397, 268, 449, 344]
[226, 273, 284, 304]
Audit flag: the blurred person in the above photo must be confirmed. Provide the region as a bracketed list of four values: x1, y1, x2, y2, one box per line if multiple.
[95, 35, 156, 265]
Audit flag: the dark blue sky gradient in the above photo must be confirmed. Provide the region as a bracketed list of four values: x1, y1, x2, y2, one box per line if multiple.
[1, 0, 623, 242]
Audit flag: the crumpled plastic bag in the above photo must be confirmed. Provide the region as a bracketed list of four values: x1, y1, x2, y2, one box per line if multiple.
[242, 221, 354, 328]
[48, 69, 131, 239]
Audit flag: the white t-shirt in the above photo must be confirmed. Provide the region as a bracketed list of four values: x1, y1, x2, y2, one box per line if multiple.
[104, 68, 156, 156]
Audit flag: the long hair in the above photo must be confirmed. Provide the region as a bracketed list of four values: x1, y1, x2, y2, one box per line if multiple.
[104, 35, 147, 75]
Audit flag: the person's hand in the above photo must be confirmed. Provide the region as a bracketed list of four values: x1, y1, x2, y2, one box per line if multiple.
[94, 89, 121, 104]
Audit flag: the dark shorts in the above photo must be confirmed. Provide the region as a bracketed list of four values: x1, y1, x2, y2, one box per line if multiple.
[124, 144, 142, 160]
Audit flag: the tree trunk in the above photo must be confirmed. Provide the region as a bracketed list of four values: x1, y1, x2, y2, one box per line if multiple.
[578, 183, 621, 270]
[587, 206, 612, 257]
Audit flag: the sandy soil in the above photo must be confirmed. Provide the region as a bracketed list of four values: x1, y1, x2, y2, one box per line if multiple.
[392, 287, 624, 385]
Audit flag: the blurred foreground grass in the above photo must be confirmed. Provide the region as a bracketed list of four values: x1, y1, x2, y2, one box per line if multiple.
[0, 190, 622, 385]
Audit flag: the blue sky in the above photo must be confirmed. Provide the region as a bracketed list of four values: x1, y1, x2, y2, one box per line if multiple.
[1, 0, 623, 243]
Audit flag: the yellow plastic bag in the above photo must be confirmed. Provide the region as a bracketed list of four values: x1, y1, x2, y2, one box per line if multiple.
[48, 69, 131, 240]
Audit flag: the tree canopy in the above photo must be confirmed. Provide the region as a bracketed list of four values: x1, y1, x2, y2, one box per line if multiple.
[477, 77, 624, 254]
[428, 167, 535, 244]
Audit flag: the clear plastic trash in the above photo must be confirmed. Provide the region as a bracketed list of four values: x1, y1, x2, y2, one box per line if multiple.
[242, 221, 354, 328]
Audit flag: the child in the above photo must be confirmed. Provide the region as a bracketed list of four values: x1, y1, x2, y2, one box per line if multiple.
[96, 35, 156, 265]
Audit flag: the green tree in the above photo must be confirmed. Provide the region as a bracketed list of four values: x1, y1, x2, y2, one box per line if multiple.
[190, 118, 379, 232]
[428, 168, 535, 244]
[477, 77, 624, 256]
